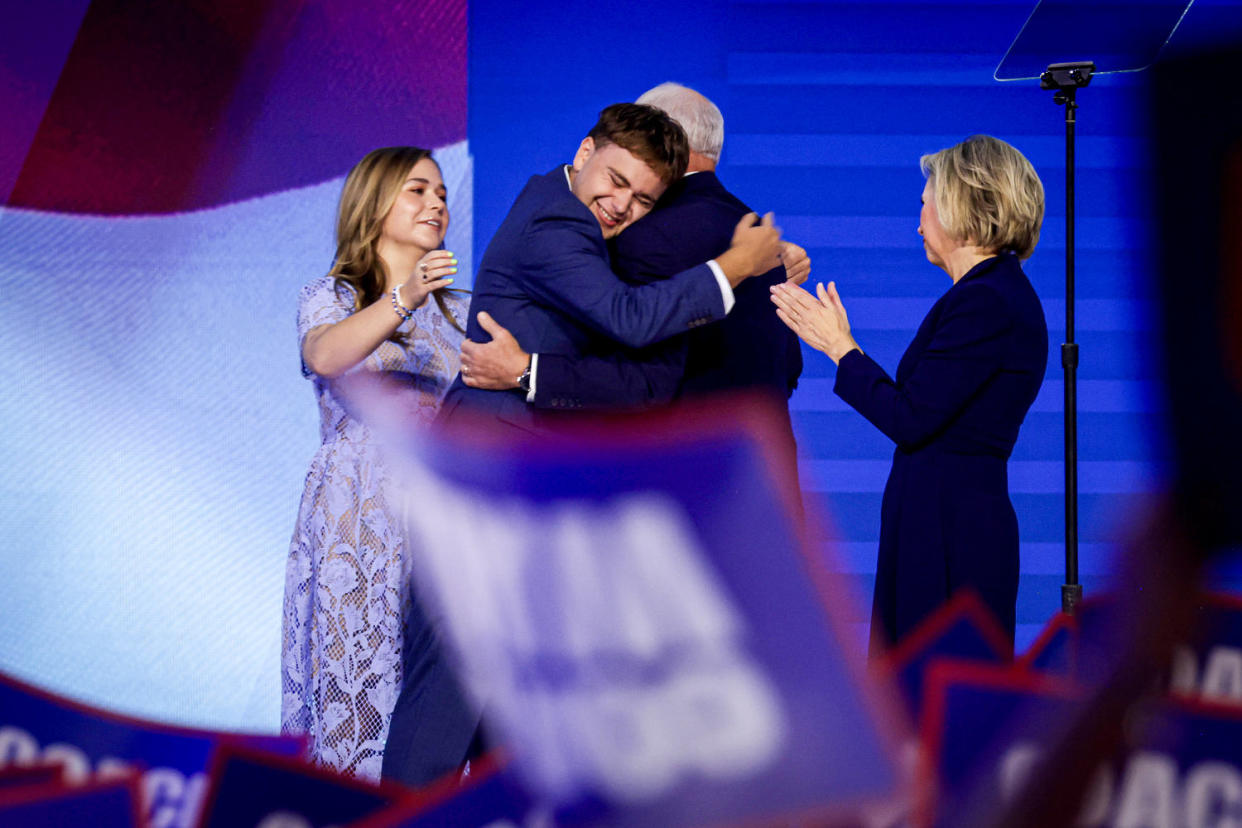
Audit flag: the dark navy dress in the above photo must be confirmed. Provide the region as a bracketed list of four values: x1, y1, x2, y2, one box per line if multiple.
[834, 253, 1048, 652]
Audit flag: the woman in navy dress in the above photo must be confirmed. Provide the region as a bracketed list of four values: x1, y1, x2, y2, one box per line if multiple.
[771, 135, 1048, 653]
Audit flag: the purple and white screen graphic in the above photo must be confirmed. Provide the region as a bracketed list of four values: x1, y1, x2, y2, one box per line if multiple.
[0, 0, 468, 730]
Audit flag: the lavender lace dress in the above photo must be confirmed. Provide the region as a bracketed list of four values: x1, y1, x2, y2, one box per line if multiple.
[281, 275, 465, 779]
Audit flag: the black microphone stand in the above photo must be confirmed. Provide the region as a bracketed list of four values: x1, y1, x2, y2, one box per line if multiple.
[1040, 61, 1094, 615]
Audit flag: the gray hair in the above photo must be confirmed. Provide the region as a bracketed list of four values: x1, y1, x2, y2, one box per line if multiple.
[636, 82, 724, 163]
[920, 135, 1045, 260]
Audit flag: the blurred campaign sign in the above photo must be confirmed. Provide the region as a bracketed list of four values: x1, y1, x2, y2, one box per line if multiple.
[395, 400, 906, 826]
[1097, 698, 1242, 827]
[924, 659, 1242, 826]
[0, 763, 65, 792]
[1015, 591, 1242, 701]
[0, 776, 143, 828]
[1017, 611, 1078, 678]
[921, 661, 1081, 826]
[195, 744, 408, 828]
[879, 589, 1012, 721]
[350, 758, 545, 828]
[0, 668, 302, 828]
[1169, 591, 1242, 705]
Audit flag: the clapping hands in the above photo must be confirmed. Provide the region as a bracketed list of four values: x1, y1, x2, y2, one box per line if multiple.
[770, 280, 860, 364]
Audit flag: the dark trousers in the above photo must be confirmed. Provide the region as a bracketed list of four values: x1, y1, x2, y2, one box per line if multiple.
[381, 594, 481, 787]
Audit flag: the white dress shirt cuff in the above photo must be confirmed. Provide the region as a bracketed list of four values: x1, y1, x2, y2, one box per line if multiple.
[706, 260, 735, 314]
[526, 353, 539, 403]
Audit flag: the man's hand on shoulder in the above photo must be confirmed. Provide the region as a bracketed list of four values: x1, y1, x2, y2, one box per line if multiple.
[460, 312, 530, 391]
[714, 212, 783, 288]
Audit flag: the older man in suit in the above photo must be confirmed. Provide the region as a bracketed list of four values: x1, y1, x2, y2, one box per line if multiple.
[435, 101, 783, 433]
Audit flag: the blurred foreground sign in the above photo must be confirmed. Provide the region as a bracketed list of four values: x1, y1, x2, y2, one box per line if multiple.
[0, 670, 302, 828]
[351, 759, 539, 828]
[924, 659, 1242, 826]
[880, 589, 1012, 720]
[196, 744, 407, 828]
[0, 777, 142, 827]
[1018, 592, 1242, 702]
[397, 401, 906, 826]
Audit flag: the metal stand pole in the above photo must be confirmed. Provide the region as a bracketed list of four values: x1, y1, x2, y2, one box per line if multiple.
[1041, 61, 1094, 614]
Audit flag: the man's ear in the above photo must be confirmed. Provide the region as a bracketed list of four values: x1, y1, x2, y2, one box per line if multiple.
[571, 136, 595, 171]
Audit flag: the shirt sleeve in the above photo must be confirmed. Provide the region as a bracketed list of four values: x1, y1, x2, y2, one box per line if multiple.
[705, 259, 735, 314]
[526, 352, 538, 403]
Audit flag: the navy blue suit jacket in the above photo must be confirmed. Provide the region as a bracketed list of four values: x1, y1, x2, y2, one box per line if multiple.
[834, 253, 1048, 650]
[533, 171, 802, 408]
[437, 167, 726, 432]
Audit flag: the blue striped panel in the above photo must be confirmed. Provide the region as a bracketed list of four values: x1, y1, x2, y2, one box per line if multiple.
[724, 3, 1039, 52]
[726, 167, 1151, 218]
[724, 85, 1147, 135]
[729, 133, 1145, 168]
[817, 541, 1114, 576]
[776, 215, 1147, 250]
[792, 411, 1164, 463]
[795, 332, 1156, 380]
[738, 248, 1154, 300]
[800, 459, 1157, 494]
[728, 52, 1016, 87]
[807, 492, 1154, 544]
[791, 380, 1160, 413]
[826, 297, 1152, 331]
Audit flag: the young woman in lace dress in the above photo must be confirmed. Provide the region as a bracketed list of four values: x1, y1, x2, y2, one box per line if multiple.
[281, 147, 467, 779]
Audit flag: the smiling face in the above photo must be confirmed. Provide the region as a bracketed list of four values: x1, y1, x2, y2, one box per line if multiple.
[379, 157, 449, 254]
[569, 137, 667, 238]
[918, 178, 955, 271]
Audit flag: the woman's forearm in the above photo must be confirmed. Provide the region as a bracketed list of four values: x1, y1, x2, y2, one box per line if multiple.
[302, 295, 406, 378]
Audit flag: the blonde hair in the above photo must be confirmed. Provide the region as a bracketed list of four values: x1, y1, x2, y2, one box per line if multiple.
[330, 147, 464, 332]
[920, 135, 1045, 260]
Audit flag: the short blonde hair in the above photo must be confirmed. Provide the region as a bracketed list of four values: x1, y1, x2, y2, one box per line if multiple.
[920, 135, 1044, 260]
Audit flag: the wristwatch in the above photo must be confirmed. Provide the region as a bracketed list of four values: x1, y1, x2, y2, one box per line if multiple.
[516, 360, 532, 393]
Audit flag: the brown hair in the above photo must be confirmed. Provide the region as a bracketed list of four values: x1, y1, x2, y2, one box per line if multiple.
[329, 146, 464, 332]
[587, 103, 690, 185]
[920, 135, 1045, 260]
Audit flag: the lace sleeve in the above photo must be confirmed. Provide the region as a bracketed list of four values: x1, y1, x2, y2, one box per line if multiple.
[297, 276, 355, 378]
